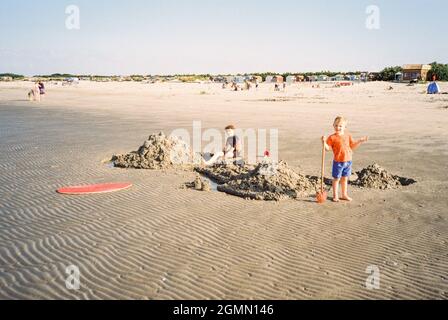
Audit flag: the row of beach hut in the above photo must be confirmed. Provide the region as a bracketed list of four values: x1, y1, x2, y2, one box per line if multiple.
[217, 73, 369, 84]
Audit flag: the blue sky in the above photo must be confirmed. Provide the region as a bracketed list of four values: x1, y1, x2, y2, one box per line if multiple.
[1, 0, 447, 75]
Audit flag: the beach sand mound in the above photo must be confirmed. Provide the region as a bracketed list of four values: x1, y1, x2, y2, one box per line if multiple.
[113, 132, 193, 169]
[216, 160, 318, 201]
[181, 174, 211, 192]
[353, 163, 416, 189]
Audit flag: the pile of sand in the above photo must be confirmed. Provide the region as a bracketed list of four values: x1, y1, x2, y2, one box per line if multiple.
[353, 163, 416, 189]
[195, 161, 251, 184]
[208, 160, 317, 201]
[113, 132, 193, 169]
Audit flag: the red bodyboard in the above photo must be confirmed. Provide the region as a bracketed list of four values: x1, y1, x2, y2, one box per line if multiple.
[57, 182, 132, 195]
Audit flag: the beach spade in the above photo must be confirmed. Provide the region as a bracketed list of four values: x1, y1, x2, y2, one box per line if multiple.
[316, 139, 327, 204]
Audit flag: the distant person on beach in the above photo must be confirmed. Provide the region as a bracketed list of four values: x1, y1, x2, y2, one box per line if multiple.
[322, 116, 368, 202]
[204, 125, 242, 166]
[427, 74, 440, 94]
[38, 81, 45, 97]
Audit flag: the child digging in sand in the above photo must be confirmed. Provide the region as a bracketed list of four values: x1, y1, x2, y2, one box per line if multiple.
[204, 125, 242, 166]
[322, 116, 368, 202]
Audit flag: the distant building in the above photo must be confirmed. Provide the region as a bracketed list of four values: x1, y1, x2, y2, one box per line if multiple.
[252, 76, 263, 83]
[212, 76, 226, 83]
[331, 74, 345, 81]
[317, 75, 328, 81]
[0, 76, 13, 82]
[273, 75, 284, 83]
[367, 72, 381, 81]
[234, 76, 245, 83]
[345, 74, 356, 81]
[265, 75, 284, 83]
[402, 64, 432, 81]
[360, 72, 368, 81]
[286, 75, 297, 83]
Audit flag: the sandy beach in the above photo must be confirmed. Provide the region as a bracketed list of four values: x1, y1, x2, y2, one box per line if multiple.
[0, 80, 447, 299]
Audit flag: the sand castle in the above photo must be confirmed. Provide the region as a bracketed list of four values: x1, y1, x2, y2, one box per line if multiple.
[113, 134, 416, 201]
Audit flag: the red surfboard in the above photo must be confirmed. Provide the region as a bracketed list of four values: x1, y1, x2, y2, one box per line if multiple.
[57, 182, 132, 195]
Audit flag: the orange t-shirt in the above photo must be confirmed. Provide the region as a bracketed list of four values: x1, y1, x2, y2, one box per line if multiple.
[326, 133, 355, 162]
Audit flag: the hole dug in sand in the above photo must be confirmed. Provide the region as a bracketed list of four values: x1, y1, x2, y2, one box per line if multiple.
[352, 163, 416, 190]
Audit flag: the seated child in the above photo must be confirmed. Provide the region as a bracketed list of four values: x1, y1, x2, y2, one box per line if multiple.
[204, 125, 242, 166]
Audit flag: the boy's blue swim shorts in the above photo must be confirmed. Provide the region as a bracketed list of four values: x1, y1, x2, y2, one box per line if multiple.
[332, 161, 352, 179]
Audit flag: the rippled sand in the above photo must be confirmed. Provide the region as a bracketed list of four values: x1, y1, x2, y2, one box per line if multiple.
[0, 81, 447, 299]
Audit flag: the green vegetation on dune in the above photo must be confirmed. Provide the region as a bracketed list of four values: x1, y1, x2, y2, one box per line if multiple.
[0, 73, 25, 79]
[378, 66, 402, 81]
[428, 62, 448, 81]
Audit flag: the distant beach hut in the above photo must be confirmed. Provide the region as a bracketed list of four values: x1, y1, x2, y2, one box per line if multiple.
[395, 72, 403, 82]
[253, 76, 263, 83]
[274, 75, 284, 83]
[212, 76, 226, 83]
[265, 75, 284, 83]
[331, 74, 344, 81]
[360, 72, 368, 82]
[367, 72, 381, 81]
[402, 64, 432, 82]
[286, 75, 297, 83]
[234, 76, 245, 83]
[317, 75, 328, 81]
[345, 74, 356, 81]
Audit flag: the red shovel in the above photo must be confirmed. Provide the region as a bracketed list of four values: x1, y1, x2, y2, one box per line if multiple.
[316, 139, 328, 204]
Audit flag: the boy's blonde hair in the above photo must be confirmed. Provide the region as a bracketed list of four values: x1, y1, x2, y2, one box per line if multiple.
[333, 116, 347, 126]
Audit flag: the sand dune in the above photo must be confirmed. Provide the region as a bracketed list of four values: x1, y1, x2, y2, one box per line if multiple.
[0, 81, 447, 299]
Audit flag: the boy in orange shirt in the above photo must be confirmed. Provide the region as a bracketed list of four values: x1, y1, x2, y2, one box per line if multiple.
[322, 116, 368, 202]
